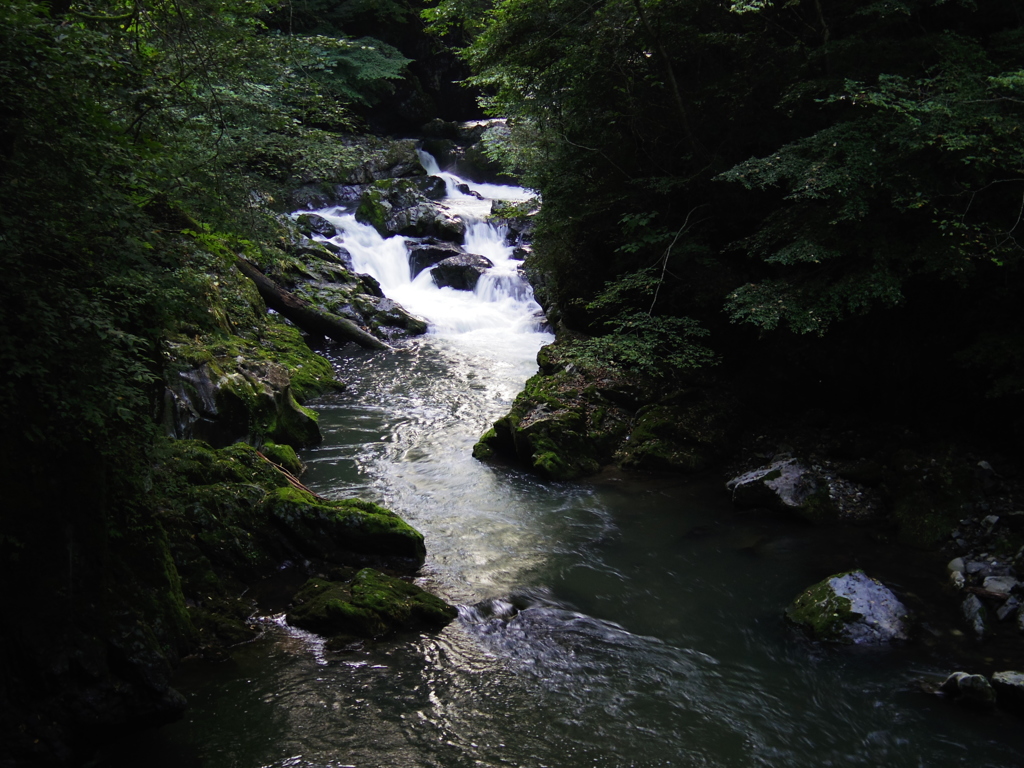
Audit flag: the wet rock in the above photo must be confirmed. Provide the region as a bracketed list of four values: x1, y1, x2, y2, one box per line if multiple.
[166, 358, 321, 449]
[997, 596, 1020, 621]
[355, 178, 465, 242]
[295, 213, 337, 238]
[992, 671, 1024, 712]
[785, 570, 910, 645]
[983, 575, 1018, 595]
[726, 458, 834, 521]
[408, 239, 464, 277]
[940, 671, 997, 709]
[961, 594, 987, 638]
[286, 569, 457, 639]
[431, 253, 494, 290]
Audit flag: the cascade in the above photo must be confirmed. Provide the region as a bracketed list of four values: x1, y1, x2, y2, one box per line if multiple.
[307, 153, 546, 356]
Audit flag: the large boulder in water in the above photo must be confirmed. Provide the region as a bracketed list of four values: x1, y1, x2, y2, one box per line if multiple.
[786, 570, 910, 644]
[408, 239, 464, 277]
[726, 457, 835, 521]
[286, 569, 457, 640]
[431, 253, 494, 290]
[355, 178, 464, 242]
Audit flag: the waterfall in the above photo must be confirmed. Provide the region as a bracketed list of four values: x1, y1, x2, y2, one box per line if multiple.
[306, 154, 549, 359]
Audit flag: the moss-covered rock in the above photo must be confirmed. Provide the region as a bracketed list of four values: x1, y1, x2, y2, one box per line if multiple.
[286, 569, 457, 639]
[264, 487, 427, 565]
[163, 320, 340, 449]
[475, 340, 736, 480]
[617, 391, 737, 473]
[786, 570, 910, 645]
[355, 178, 465, 241]
[260, 441, 304, 476]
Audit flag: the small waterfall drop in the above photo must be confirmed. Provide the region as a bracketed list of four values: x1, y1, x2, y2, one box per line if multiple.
[307, 153, 549, 361]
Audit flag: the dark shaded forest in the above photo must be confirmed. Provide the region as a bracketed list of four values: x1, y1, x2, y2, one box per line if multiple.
[2, 0, 1024, 763]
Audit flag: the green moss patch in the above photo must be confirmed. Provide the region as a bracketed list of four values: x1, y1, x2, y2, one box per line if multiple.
[785, 572, 861, 643]
[263, 487, 427, 565]
[286, 569, 457, 638]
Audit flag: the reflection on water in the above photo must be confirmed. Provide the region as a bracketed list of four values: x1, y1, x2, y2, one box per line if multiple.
[106, 337, 1024, 768]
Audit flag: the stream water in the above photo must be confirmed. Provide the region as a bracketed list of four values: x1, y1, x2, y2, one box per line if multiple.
[109, 162, 1024, 767]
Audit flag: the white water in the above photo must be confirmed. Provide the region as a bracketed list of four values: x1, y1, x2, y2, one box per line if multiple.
[307, 157, 548, 365]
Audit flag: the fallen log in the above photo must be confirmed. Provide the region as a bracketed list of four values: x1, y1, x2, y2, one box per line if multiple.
[235, 257, 388, 351]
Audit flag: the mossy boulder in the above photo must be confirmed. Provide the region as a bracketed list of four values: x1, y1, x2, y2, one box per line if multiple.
[163, 320, 341, 449]
[786, 570, 910, 645]
[355, 178, 465, 242]
[286, 569, 457, 639]
[475, 341, 735, 480]
[474, 364, 629, 480]
[259, 441, 304, 476]
[617, 391, 737, 473]
[263, 487, 427, 565]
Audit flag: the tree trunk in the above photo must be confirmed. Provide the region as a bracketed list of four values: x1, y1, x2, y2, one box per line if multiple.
[235, 258, 389, 351]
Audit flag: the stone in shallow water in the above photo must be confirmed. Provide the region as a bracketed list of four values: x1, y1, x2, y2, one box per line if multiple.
[940, 671, 997, 709]
[992, 671, 1024, 712]
[286, 569, 457, 639]
[786, 569, 909, 644]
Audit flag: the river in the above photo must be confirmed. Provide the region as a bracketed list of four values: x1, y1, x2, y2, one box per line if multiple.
[107, 161, 1024, 768]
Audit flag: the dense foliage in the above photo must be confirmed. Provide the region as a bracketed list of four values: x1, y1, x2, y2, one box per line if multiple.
[432, 0, 1024, 421]
[0, 0, 405, 467]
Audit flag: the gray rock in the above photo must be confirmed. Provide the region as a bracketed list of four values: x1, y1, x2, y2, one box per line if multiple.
[983, 575, 1018, 595]
[940, 671, 997, 709]
[992, 671, 1024, 712]
[947, 557, 966, 574]
[961, 594, 987, 638]
[431, 253, 494, 291]
[726, 458, 832, 520]
[408, 239, 464, 277]
[295, 213, 337, 238]
[997, 596, 1021, 621]
[785, 570, 910, 645]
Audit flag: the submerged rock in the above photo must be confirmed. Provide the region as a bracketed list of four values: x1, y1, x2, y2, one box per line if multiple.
[286, 569, 457, 638]
[786, 570, 910, 644]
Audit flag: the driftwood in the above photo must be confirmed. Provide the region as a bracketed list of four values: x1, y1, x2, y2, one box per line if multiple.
[235, 257, 388, 351]
[256, 451, 329, 501]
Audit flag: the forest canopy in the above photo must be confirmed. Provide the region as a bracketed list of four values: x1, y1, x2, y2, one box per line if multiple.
[425, 0, 1024, 409]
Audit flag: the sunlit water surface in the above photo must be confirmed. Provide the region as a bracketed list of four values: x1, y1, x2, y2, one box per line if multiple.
[106, 167, 1024, 768]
